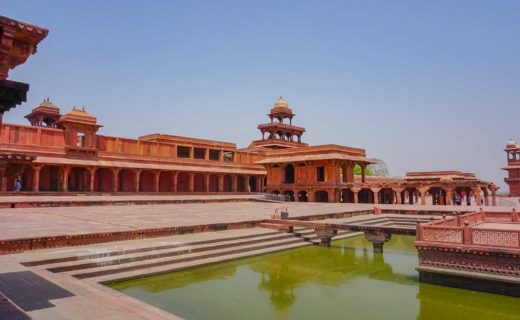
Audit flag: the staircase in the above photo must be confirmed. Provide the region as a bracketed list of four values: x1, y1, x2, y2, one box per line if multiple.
[22, 227, 357, 285]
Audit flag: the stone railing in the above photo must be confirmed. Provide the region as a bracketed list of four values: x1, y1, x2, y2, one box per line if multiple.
[255, 193, 291, 202]
[416, 210, 520, 248]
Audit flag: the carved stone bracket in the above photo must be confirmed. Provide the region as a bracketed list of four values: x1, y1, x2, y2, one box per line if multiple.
[364, 230, 392, 253]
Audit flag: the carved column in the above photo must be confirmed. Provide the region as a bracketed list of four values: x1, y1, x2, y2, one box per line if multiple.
[418, 187, 428, 206]
[172, 171, 178, 192]
[112, 168, 120, 192]
[370, 188, 381, 204]
[218, 174, 224, 192]
[245, 176, 251, 192]
[364, 230, 391, 253]
[445, 188, 453, 206]
[205, 173, 210, 192]
[62, 166, 71, 192]
[188, 172, 195, 192]
[32, 165, 41, 192]
[473, 187, 482, 206]
[393, 188, 403, 204]
[154, 171, 160, 192]
[88, 167, 97, 192]
[134, 169, 141, 192]
[361, 164, 366, 183]
[232, 175, 238, 192]
[351, 188, 360, 204]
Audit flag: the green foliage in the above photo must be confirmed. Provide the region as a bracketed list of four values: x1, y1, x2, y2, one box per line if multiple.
[353, 164, 372, 176]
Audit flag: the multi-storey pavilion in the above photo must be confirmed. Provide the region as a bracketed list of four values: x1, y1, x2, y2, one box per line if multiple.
[0, 16, 500, 205]
[503, 138, 520, 197]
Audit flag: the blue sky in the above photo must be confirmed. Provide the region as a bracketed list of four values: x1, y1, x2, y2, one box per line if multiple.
[3, 1, 519, 190]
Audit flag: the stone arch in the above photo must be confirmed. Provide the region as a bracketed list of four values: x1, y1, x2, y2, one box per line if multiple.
[177, 172, 190, 192]
[315, 190, 329, 203]
[5, 163, 34, 192]
[341, 189, 355, 203]
[194, 173, 206, 192]
[39, 165, 61, 191]
[139, 170, 156, 192]
[209, 174, 219, 192]
[94, 168, 113, 192]
[68, 167, 90, 192]
[283, 190, 295, 201]
[223, 175, 233, 192]
[297, 190, 308, 202]
[159, 171, 174, 192]
[359, 188, 374, 204]
[378, 188, 395, 204]
[249, 176, 257, 192]
[428, 187, 446, 205]
[118, 169, 135, 192]
[236, 175, 246, 192]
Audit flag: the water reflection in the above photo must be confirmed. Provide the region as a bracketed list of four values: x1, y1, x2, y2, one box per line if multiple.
[110, 236, 520, 320]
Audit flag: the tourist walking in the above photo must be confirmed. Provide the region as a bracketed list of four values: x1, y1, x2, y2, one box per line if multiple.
[14, 177, 22, 192]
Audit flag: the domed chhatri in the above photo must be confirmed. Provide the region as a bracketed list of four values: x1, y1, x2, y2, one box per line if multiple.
[59, 106, 99, 126]
[506, 138, 517, 147]
[25, 98, 61, 128]
[273, 96, 289, 109]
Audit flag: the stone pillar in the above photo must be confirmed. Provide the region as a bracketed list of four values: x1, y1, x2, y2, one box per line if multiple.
[218, 174, 224, 192]
[32, 165, 41, 192]
[134, 169, 141, 192]
[491, 190, 497, 206]
[445, 188, 453, 206]
[473, 187, 482, 206]
[352, 188, 360, 204]
[364, 230, 391, 253]
[483, 189, 489, 206]
[172, 171, 178, 192]
[88, 167, 97, 192]
[393, 188, 403, 204]
[205, 173, 210, 192]
[308, 190, 315, 202]
[189, 147, 194, 159]
[232, 175, 238, 192]
[112, 168, 120, 192]
[1, 176, 6, 192]
[246, 176, 251, 192]
[62, 166, 71, 192]
[418, 188, 428, 206]
[361, 164, 366, 183]
[154, 171, 160, 192]
[188, 172, 195, 192]
[370, 188, 381, 204]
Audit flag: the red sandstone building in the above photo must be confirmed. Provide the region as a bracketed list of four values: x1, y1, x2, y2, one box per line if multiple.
[503, 138, 520, 197]
[0, 16, 499, 205]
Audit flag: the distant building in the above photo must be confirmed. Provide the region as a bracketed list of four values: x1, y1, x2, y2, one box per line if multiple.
[503, 138, 520, 197]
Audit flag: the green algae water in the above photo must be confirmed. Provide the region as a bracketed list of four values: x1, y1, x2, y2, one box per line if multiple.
[109, 235, 520, 320]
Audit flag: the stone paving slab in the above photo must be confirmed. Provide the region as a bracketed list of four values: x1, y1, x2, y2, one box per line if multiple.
[0, 202, 374, 241]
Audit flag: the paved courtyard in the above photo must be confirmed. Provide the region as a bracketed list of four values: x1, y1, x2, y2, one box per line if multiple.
[0, 195, 517, 242]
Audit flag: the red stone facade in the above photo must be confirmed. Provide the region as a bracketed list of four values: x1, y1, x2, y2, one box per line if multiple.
[503, 138, 520, 197]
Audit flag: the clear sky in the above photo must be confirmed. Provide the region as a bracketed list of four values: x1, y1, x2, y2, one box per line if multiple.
[3, 1, 519, 190]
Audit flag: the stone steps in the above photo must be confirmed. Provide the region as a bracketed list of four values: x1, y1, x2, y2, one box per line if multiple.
[25, 227, 358, 286]
[45, 232, 297, 273]
[71, 236, 307, 280]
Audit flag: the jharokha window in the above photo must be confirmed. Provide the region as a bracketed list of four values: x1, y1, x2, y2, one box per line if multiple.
[317, 166, 325, 182]
[223, 151, 234, 162]
[76, 132, 85, 147]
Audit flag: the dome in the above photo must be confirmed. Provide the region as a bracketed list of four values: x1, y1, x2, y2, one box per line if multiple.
[59, 107, 99, 126]
[507, 138, 516, 146]
[37, 98, 59, 110]
[273, 96, 289, 109]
